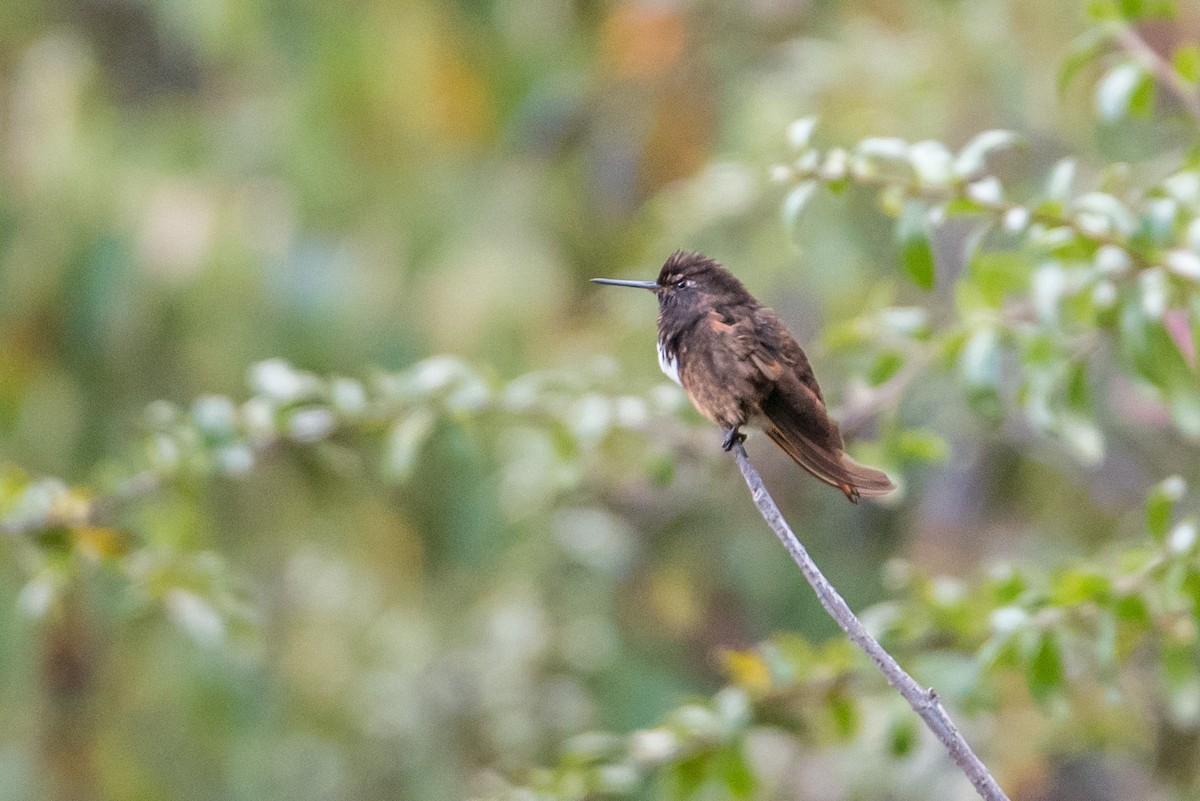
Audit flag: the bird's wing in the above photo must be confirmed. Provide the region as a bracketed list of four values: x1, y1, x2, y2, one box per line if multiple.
[749, 308, 895, 503]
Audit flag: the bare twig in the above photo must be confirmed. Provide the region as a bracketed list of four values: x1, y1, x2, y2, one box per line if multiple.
[730, 442, 1011, 801]
[1115, 25, 1200, 129]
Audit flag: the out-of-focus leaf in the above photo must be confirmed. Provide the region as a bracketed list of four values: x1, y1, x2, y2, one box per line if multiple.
[1166, 171, 1200, 206]
[1098, 0, 1176, 20]
[1168, 518, 1197, 555]
[955, 130, 1021, 177]
[1072, 191, 1138, 235]
[787, 116, 818, 149]
[1170, 392, 1200, 438]
[1086, 0, 1121, 21]
[1147, 475, 1187, 540]
[1046, 159, 1078, 204]
[782, 180, 818, 233]
[1094, 62, 1149, 121]
[894, 429, 949, 463]
[1059, 25, 1115, 94]
[1027, 631, 1064, 703]
[73, 525, 131, 559]
[879, 306, 930, 337]
[722, 649, 772, 693]
[856, 136, 910, 161]
[1163, 643, 1200, 727]
[383, 408, 437, 482]
[908, 140, 954, 186]
[666, 753, 709, 801]
[1032, 263, 1067, 323]
[897, 202, 936, 289]
[1052, 568, 1112, 605]
[1163, 308, 1197, 367]
[164, 588, 226, 648]
[1138, 267, 1168, 319]
[969, 251, 1034, 307]
[718, 746, 756, 800]
[1165, 250, 1200, 280]
[826, 693, 860, 740]
[1174, 45, 1200, 84]
[867, 351, 905, 386]
[960, 327, 1000, 390]
[887, 715, 919, 758]
[966, 177, 1004, 205]
[1114, 592, 1151, 624]
[1056, 412, 1105, 465]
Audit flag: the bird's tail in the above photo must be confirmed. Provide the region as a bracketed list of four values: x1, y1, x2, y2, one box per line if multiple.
[763, 425, 895, 504]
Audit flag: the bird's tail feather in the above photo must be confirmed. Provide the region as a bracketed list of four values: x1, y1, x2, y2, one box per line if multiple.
[764, 425, 895, 504]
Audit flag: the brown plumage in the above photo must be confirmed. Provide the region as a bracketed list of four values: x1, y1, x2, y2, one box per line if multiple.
[593, 250, 894, 503]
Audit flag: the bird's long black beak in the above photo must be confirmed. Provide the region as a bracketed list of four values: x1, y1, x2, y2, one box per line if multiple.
[591, 278, 659, 290]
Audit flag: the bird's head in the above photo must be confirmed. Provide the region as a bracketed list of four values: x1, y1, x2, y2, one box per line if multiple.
[592, 251, 753, 318]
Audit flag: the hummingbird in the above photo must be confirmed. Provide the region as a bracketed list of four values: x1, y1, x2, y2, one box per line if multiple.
[593, 250, 894, 503]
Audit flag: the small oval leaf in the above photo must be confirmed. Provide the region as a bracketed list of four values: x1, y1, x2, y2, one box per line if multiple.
[897, 202, 937, 289]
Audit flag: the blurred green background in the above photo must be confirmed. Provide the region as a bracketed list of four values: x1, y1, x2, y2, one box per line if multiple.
[2, 1, 1198, 800]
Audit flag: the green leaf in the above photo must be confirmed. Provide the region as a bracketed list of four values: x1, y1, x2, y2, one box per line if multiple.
[1052, 568, 1112, 604]
[1113, 592, 1150, 624]
[856, 136, 910, 161]
[1146, 475, 1186, 539]
[969, 251, 1035, 307]
[1095, 62, 1149, 121]
[960, 327, 1000, 389]
[887, 716, 920, 758]
[782, 180, 818, 232]
[1086, 0, 1121, 21]
[666, 754, 709, 801]
[1026, 631, 1065, 703]
[1174, 44, 1200, 84]
[1073, 191, 1138, 236]
[955, 129, 1021, 177]
[908, 140, 954, 186]
[867, 351, 905, 386]
[787, 116, 818, 149]
[383, 408, 437, 482]
[897, 202, 937, 289]
[1059, 25, 1116, 94]
[1170, 391, 1200, 438]
[1055, 412, 1105, 465]
[894, 429, 949, 462]
[959, 327, 1003, 418]
[1128, 71, 1156, 117]
[718, 746, 756, 799]
[1045, 158, 1077, 203]
[826, 692, 860, 740]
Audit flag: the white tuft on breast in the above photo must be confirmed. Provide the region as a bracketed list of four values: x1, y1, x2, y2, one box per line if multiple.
[657, 341, 681, 386]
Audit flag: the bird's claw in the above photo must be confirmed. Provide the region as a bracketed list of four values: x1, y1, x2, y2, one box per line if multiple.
[721, 428, 746, 452]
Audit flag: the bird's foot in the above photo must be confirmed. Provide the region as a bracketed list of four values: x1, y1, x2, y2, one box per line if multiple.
[721, 428, 746, 452]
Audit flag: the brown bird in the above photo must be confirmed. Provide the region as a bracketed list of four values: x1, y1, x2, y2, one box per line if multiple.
[593, 250, 894, 503]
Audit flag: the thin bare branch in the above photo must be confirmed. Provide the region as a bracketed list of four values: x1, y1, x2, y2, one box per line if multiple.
[730, 441, 1011, 801]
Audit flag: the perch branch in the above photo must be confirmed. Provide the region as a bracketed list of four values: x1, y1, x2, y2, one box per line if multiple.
[730, 441, 1011, 801]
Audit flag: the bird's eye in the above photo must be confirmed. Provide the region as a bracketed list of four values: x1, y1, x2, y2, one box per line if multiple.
[675, 279, 690, 289]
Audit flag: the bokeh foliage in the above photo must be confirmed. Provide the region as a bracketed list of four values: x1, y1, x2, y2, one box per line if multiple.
[3, 1, 1200, 800]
